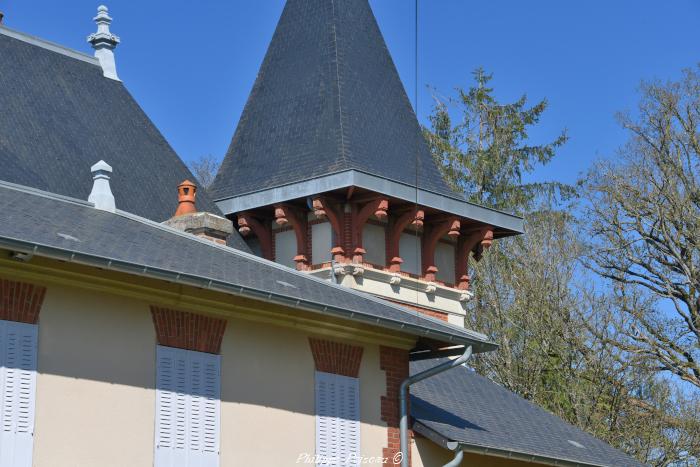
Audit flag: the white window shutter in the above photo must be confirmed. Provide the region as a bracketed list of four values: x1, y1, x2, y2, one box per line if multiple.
[315, 371, 360, 467]
[0, 320, 38, 467]
[155, 346, 220, 467]
[187, 352, 220, 467]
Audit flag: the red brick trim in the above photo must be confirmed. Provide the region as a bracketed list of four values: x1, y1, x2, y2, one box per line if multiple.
[0, 279, 46, 324]
[150, 306, 227, 354]
[308, 338, 363, 378]
[385, 300, 449, 322]
[380, 346, 410, 466]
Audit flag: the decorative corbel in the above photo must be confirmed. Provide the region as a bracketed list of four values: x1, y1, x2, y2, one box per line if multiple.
[351, 197, 389, 263]
[455, 226, 493, 289]
[237, 212, 273, 260]
[312, 197, 345, 262]
[421, 217, 460, 282]
[274, 204, 309, 270]
[386, 208, 424, 272]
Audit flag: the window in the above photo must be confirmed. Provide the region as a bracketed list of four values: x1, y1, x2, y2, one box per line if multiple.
[274, 229, 298, 269]
[0, 319, 38, 467]
[155, 345, 221, 467]
[399, 232, 421, 275]
[315, 371, 360, 466]
[362, 224, 386, 266]
[312, 222, 333, 265]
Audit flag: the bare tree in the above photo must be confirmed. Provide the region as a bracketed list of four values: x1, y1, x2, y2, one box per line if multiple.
[583, 66, 700, 388]
[188, 155, 221, 191]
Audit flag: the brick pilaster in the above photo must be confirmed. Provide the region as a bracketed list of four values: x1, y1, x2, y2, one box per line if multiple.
[380, 346, 410, 466]
[343, 210, 353, 263]
[150, 306, 227, 354]
[308, 338, 363, 377]
[0, 279, 46, 324]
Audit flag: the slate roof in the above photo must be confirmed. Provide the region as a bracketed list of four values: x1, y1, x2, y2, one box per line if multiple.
[0, 181, 496, 351]
[410, 359, 643, 467]
[210, 0, 455, 201]
[0, 26, 230, 228]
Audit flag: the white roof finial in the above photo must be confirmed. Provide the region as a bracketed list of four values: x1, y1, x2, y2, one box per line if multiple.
[88, 160, 116, 212]
[87, 5, 121, 80]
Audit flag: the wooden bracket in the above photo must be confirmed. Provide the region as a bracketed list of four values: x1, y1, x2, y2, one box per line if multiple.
[386, 208, 424, 272]
[312, 197, 345, 261]
[421, 217, 460, 281]
[237, 212, 273, 260]
[455, 226, 493, 289]
[274, 204, 309, 270]
[351, 198, 389, 262]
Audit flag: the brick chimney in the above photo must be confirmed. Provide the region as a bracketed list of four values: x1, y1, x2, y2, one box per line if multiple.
[163, 180, 233, 245]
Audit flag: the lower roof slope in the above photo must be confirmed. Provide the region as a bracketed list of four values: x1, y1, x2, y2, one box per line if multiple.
[0, 182, 495, 352]
[410, 359, 642, 467]
[0, 27, 222, 225]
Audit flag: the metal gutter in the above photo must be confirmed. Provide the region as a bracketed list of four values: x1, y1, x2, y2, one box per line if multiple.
[399, 346, 473, 467]
[0, 180, 495, 350]
[412, 421, 616, 467]
[0, 236, 497, 353]
[214, 169, 524, 234]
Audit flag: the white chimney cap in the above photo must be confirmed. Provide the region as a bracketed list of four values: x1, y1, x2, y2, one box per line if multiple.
[91, 160, 113, 173]
[88, 160, 116, 212]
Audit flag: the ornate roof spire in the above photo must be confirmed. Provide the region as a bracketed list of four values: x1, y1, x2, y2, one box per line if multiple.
[87, 5, 120, 80]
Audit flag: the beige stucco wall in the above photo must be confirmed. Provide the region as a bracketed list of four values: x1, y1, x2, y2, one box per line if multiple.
[29, 282, 390, 466]
[220, 318, 387, 465]
[33, 285, 156, 467]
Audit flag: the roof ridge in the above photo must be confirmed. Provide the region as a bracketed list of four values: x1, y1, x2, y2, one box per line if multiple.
[0, 180, 489, 343]
[0, 25, 99, 66]
[330, 0, 349, 167]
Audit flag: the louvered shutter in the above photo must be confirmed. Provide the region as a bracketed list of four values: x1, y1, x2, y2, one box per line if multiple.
[188, 351, 220, 467]
[155, 346, 220, 467]
[315, 371, 360, 467]
[0, 320, 38, 467]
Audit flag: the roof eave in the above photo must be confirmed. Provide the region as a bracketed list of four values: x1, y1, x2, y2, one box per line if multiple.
[0, 236, 497, 353]
[412, 421, 613, 467]
[214, 169, 524, 234]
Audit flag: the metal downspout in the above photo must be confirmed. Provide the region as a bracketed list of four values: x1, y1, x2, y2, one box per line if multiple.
[399, 345, 473, 467]
[442, 442, 464, 467]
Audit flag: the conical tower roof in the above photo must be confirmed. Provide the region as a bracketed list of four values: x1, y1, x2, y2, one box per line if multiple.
[210, 0, 454, 201]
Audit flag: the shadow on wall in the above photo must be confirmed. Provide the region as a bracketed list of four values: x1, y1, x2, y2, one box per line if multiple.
[34, 282, 385, 425]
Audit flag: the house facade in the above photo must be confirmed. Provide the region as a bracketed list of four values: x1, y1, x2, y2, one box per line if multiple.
[0, 2, 641, 467]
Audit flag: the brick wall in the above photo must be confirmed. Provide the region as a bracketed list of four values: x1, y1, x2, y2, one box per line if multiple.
[0, 279, 46, 324]
[385, 299, 449, 322]
[150, 306, 227, 354]
[308, 338, 363, 377]
[380, 346, 410, 466]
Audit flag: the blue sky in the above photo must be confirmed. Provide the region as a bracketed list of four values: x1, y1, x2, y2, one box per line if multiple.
[3, 1, 698, 185]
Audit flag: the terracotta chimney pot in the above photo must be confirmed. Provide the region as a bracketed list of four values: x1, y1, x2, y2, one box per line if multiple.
[174, 180, 197, 217]
[163, 180, 233, 245]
